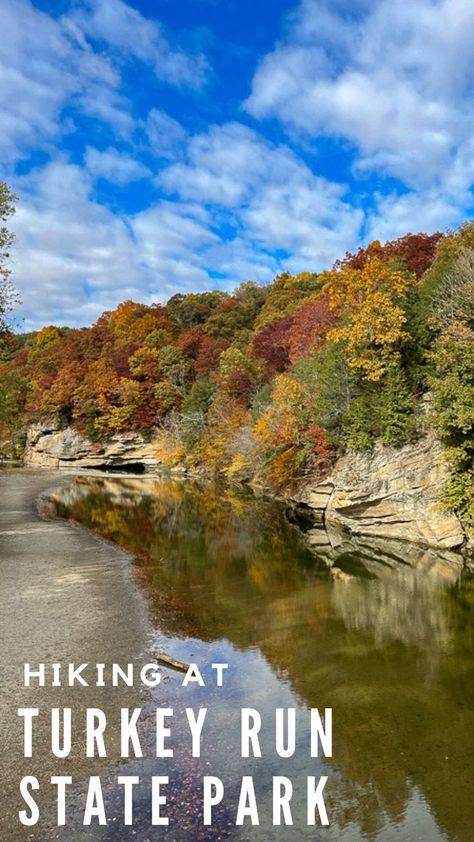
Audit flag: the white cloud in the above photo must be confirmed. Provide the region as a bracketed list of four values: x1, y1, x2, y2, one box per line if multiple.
[0, 0, 118, 161]
[77, 86, 135, 138]
[243, 177, 362, 271]
[160, 123, 273, 206]
[0, 0, 209, 164]
[366, 189, 462, 243]
[12, 162, 226, 328]
[246, 0, 474, 193]
[11, 131, 363, 329]
[85, 147, 152, 183]
[12, 162, 147, 327]
[72, 0, 209, 89]
[145, 109, 187, 160]
[159, 122, 363, 267]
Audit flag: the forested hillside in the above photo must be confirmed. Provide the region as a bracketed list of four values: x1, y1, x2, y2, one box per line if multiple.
[2, 213, 474, 526]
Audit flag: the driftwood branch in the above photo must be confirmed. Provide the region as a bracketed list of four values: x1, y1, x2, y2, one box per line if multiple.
[155, 652, 190, 673]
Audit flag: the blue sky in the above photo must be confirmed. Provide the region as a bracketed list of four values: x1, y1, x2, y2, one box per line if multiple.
[2, 0, 474, 329]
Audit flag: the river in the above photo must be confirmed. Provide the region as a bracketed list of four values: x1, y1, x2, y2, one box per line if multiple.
[1, 468, 473, 842]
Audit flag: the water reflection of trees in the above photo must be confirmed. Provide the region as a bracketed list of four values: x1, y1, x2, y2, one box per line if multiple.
[51, 475, 474, 842]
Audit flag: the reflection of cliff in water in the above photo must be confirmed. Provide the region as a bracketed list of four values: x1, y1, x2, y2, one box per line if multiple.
[49, 474, 474, 842]
[315, 530, 461, 653]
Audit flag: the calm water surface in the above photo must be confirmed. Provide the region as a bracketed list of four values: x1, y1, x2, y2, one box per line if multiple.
[3, 471, 474, 842]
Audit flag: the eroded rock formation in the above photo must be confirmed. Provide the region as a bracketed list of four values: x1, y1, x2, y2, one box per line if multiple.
[25, 417, 160, 473]
[292, 433, 464, 549]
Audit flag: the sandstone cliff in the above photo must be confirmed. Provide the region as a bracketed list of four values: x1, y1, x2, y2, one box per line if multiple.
[25, 417, 161, 472]
[292, 433, 464, 549]
[25, 418, 465, 549]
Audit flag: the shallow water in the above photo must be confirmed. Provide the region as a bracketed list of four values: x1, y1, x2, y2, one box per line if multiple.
[2, 471, 474, 841]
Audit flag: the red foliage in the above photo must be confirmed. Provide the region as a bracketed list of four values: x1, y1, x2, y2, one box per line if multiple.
[287, 295, 335, 362]
[194, 336, 229, 376]
[177, 329, 229, 375]
[305, 424, 335, 478]
[252, 315, 294, 373]
[385, 233, 443, 277]
[335, 232, 443, 279]
[110, 350, 132, 378]
[178, 327, 205, 359]
[222, 369, 253, 404]
[12, 347, 30, 368]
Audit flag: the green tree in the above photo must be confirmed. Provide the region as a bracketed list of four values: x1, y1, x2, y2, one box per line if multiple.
[158, 345, 191, 389]
[0, 372, 29, 455]
[429, 324, 474, 526]
[309, 342, 360, 448]
[154, 381, 182, 416]
[180, 377, 216, 449]
[427, 241, 474, 527]
[377, 367, 416, 447]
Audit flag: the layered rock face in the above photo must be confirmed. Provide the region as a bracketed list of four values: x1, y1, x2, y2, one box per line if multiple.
[293, 433, 464, 549]
[25, 417, 160, 472]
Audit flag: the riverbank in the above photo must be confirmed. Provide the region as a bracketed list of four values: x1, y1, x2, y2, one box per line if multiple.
[0, 469, 152, 840]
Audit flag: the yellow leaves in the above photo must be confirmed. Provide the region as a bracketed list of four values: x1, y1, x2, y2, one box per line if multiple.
[194, 397, 249, 472]
[254, 374, 305, 447]
[217, 347, 254, 379]
[128, 347, 160, 377]
[33, 326, 62, 349]
[154, 381, 182, 415]
[95, 378, 145, 436]
[154, 430, 185, 465]
[323, 255, 412, 381]
[253, 415, 269, 441]
[276, 271, 318, 290]
[272, 373, 305, 407]
[223, 453, 253, 481]
[267, 446, 300, 488]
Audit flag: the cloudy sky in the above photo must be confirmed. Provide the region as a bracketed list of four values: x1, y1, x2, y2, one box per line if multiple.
[2, 0, 474, 329]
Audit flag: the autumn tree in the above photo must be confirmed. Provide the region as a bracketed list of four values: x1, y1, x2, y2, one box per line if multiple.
[216, 347, 258, 403]
[0, 371, 29, 455]
[178, 327, 229, 376]
[194, 395, 249, 472]
[254, 374, 333, 487]
[129, 347, 161, 380]
[154, 381, 182, 416]
[158, 345, 191, 390]
[324, 254, 413, 381]
[233, 280, 268, 314]
[95, 377, 149, 435]
[286, 294, 335, 362]
[429, 248, 474, 333]
[204, 297, 256, 341]
[167, 291, 228, 329]
[180, 376, 217, 450]
[254, 271, 320, 329]
[195, 336, 228, 376]
[334, 232, 442, 278]
[252, 314, 293, 373]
